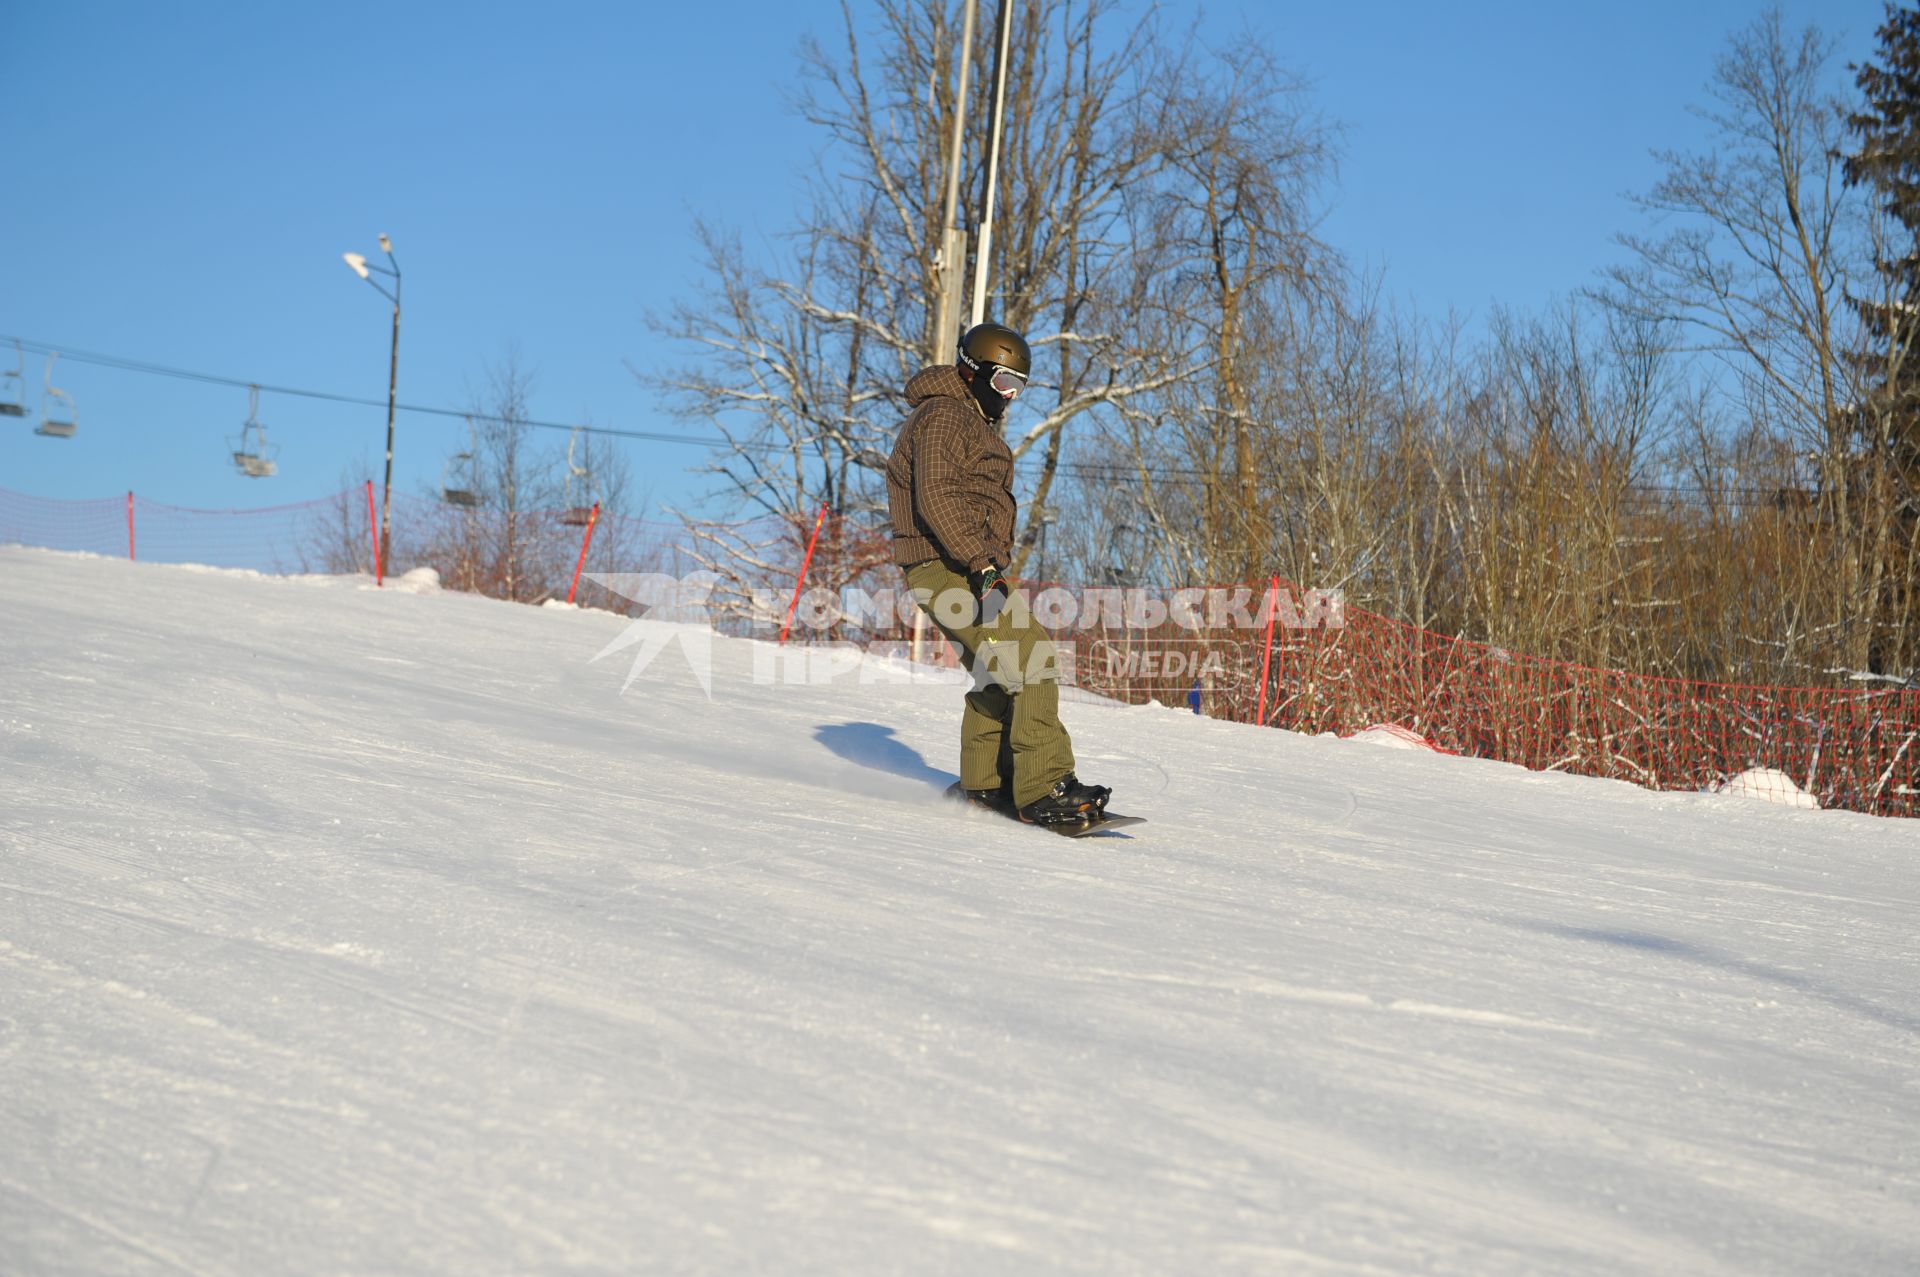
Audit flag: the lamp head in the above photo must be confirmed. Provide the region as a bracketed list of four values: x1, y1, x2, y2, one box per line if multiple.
[378, 234, 392, 253]
[343, 252, 370, 279]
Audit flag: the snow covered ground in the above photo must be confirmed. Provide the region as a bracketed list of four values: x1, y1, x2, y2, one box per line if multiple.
[1, 544, 1916, 1275]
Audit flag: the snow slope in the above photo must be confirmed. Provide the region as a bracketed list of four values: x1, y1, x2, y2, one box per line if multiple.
[1, 545, 1916, 1276]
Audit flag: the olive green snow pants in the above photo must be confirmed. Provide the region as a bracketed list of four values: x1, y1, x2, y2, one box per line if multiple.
[904, 558, 1076, 809]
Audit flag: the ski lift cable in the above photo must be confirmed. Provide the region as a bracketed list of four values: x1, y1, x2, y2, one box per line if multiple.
[0, 333, 1249, 480]
[0, 332, 1819, 503]
[0, 332, 749, 451]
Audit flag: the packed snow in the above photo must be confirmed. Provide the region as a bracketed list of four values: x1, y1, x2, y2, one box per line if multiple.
[1, 545, 1916, 1275]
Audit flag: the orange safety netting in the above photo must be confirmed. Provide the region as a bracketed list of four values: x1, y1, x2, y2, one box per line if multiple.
[1041, 585, 1917, 819]
[0, 488, 345, 572]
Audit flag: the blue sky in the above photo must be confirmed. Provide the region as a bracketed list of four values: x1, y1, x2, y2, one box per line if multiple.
[0, 0, 1889, 516]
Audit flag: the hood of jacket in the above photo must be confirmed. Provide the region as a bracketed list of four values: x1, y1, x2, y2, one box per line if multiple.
[904, 364, 986, 419]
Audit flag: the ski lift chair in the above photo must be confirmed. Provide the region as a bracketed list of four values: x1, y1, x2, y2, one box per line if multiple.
[442, 452, 479, 507]
[36, 354, 76, 438]
[0, 342, 26, 417]
[229, 385, 278, 477]
[234, 448, 277, 478]
[559, 427, 596, 525]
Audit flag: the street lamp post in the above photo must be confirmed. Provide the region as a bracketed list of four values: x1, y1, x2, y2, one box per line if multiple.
[343, 234, 401, 570]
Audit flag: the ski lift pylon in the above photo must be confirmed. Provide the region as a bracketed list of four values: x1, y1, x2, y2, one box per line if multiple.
[0, 341, 26, 418]
[36, 353, 76, 438]
[560, 427, 597, 525]
[229, 385, 278, 477]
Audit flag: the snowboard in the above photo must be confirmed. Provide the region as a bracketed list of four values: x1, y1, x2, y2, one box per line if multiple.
[943, 782, 1146, 837]
[1041, 812, 1147, 838]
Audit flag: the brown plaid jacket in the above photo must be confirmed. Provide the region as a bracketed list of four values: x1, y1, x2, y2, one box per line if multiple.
[886, 365, 1017, 571]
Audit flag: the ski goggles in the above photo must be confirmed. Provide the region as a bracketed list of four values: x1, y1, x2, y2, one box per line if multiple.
[985, 365, 1028, 400]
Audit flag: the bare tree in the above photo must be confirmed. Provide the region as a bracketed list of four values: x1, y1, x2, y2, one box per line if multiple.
[641, 0, 1910, 700]
[1597, 10, 1879, 673]
[1117, 33, 1337, 581]
[649, 0, 1285, 591]
[303, 460, 379, 575]
[405, 355, 575, 602]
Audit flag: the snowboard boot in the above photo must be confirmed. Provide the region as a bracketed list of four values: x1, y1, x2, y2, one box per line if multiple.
[945, 780, 1017, 816]
[1017, 773, 1112, 826]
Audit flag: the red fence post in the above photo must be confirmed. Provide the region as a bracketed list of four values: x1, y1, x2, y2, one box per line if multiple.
[126, 491, 135, 561]
[566, 502, 602, 605]
[364, 480, 383, 587]
[780, 502, 830, 644]
[1254, 575, 1280, 725]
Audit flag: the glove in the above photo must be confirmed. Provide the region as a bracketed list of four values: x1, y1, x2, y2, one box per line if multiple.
[968, 563, 1010, 627]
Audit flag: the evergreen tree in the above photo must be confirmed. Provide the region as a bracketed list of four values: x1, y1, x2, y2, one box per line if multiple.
[1844, 3, 1920, 676]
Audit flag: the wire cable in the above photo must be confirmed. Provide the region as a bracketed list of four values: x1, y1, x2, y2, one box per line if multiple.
[1, 331, 1809, 502]
[1, 333, 740, 450]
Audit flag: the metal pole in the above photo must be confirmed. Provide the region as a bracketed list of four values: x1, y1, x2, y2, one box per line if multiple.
[380, 274, 400, 572]
[968, 0, 1013, 328]
[930, 0, 977, 363]
[918, 0, 979, 667]
[936, 0, 976, 245]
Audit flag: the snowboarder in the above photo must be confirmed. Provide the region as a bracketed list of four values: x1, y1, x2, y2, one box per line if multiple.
[886, 321, 1111, 825]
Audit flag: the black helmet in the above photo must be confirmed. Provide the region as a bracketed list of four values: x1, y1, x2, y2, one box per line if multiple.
[957, 322, 1030, 377]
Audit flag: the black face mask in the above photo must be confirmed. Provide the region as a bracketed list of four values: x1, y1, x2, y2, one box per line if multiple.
[968, 377, 1011, 422]
[966, 363, 1027, 422]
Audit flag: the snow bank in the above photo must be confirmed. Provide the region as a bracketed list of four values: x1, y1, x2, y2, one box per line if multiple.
[386, 565, 442, 594]
[1708, 766, 1822, 809]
